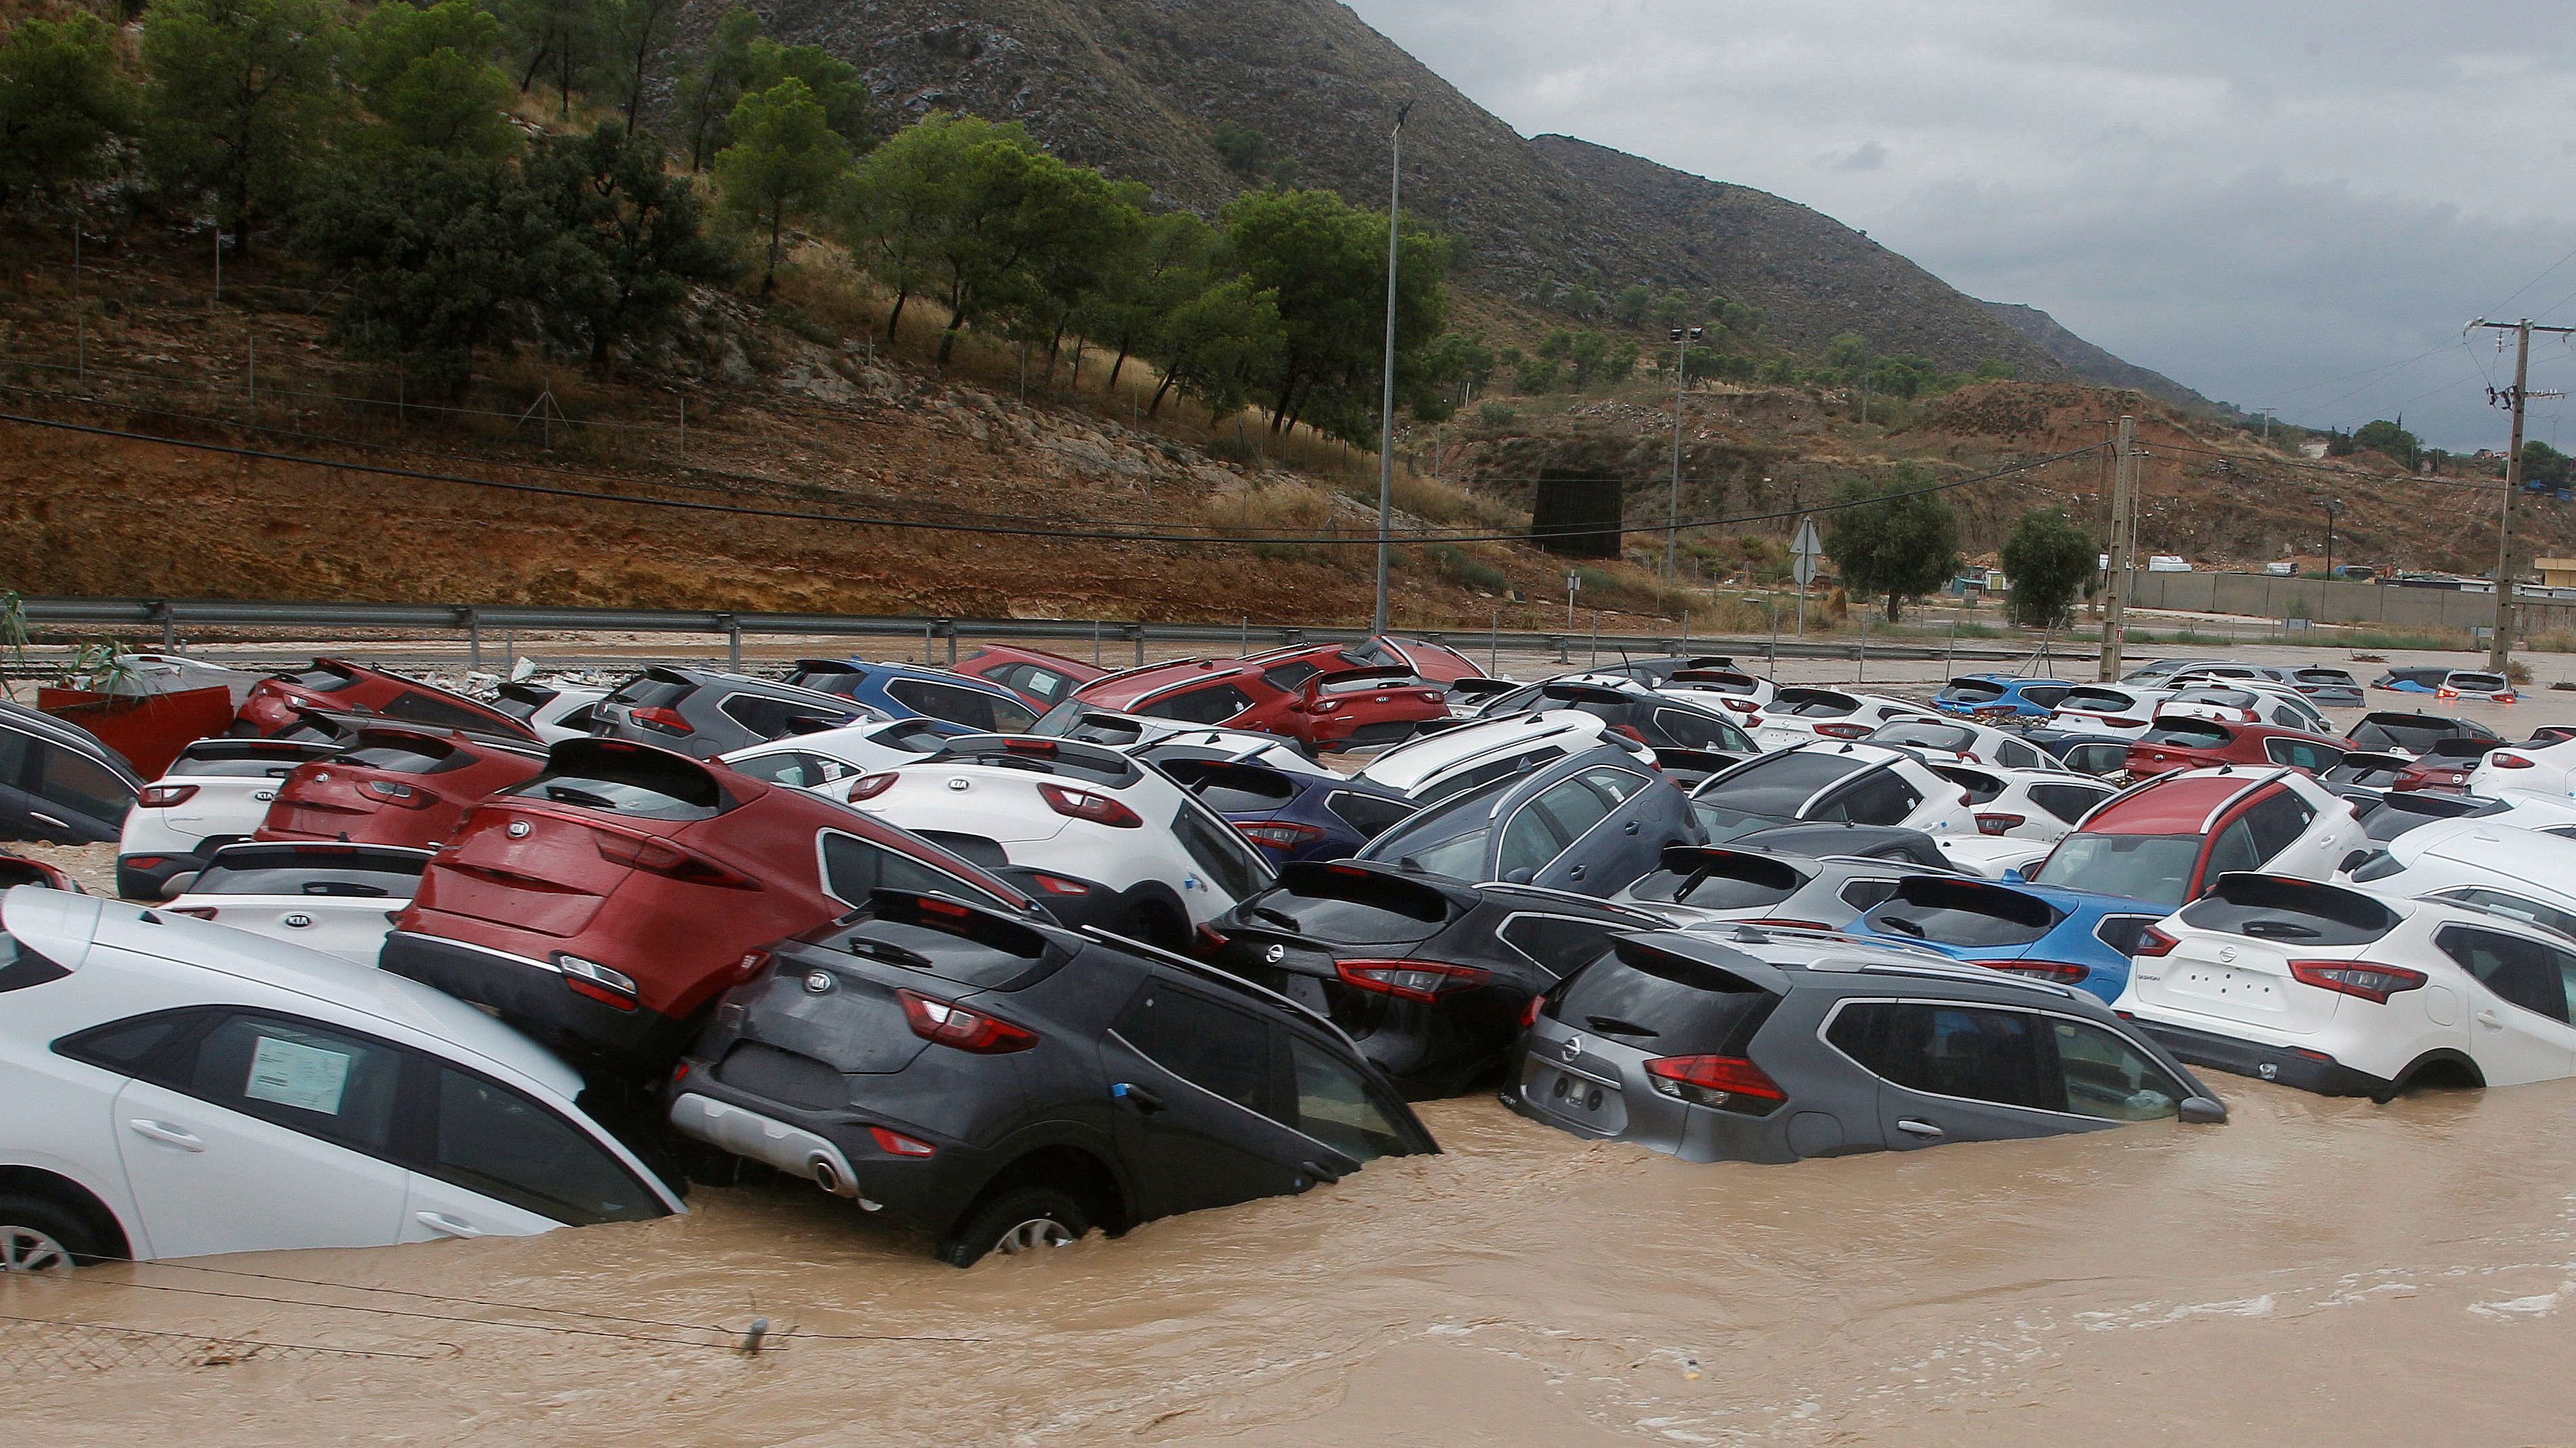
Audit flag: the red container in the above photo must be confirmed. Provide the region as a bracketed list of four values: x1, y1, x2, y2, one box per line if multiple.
[37, 686, 236, 778]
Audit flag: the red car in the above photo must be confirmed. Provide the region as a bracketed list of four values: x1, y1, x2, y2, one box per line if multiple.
[1068, 657, 1450, 752]
[2124, 717, 2350, 781]
[379, 738, 1034, 1072]
[255, 724, 548, 850]
[235, 658, 539, 742]
[1245, 636, 1490, 686]
[2026, 768, 2364, 909]
[947, 644, 1109, 711]
[0, 851, 81, 892]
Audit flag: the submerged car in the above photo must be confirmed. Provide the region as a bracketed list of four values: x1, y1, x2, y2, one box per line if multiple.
[119, 737, 341, 899]
[1844, 874, 2166, 1003]
[233, 659, 537, 742]
[667, 889, 1436, 1266]
[1202, 860, 1667, 1096]
[2346, 710, 2499, 760]
[164, 841, 428, 966]
[2374, 666, 2516, 703]
[1506, 926, 2225, 1163]
[1, 885, 683, 1269]
[2118, 873, 2576, 1099]
[1933, 676, 2074, 720]
[2123, 717, 2349, 781]
[255, 725, 547, 851]
[1354, 745, 1697, 897]
[1690, 742, 1978, 846]
[2028, 766, 2367, 909]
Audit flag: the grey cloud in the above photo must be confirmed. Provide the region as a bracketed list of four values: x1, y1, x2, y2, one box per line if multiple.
[1827, 141, 1889, 173]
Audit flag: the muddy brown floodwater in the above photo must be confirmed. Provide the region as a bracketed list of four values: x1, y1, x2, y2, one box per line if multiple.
[10, 1080, 2576, 1444]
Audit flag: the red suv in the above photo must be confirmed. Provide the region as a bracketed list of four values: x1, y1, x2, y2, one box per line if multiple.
[2124, 717, 2348, 781]
[1069, 657, 1449, 753]
[236, 659, 539, 742]
[1246, 636, 1489, 685]
[2026, 768, 2364, 908]
[380, 739, 1033, 1072]
[255, 725, 547, 850]
[948, 644, 1107, 710]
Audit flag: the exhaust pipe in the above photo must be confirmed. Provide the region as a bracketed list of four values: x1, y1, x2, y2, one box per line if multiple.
[809, 1154, 844, 1195]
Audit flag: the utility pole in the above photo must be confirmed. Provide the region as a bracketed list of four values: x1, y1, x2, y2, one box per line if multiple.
[1665, 326, 1702, 586]
[2470, 317, 2576, 672]
[1371, 100, 1413, 638]
[2098, 414, 2137, 681]
[2322, 498, 2342, 581]
[2259, 407, 2275, 442]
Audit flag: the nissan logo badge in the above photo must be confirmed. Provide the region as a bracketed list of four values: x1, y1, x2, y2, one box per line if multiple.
[1264, 944, 1286, 965]
[1561, 1034, 1585, 1063]
[507, 820, 532, 839]
[803, 970, 836, 994]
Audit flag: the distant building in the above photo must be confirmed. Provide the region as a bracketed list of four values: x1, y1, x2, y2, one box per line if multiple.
[2536, 558, 2576, 589]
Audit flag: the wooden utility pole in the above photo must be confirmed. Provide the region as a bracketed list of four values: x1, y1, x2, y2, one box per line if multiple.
[2097, 414, 2137, 681]
[2470, 317, 2575, 671]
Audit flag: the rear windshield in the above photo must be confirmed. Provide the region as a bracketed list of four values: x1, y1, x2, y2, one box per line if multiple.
[1694, 751, 1870, 826]
[2328, 760, 2409, 789]
[1863, 879, 2060, 948]
[1160, 760, 1300, 813]
[1773, 689, 1858, 718]
[2449, 673, 2509, 693]
[2034, 833, 2204, 907]
[1937, 679, 2007, 702]
[1874, 721, 1976, 753]
[343, 737, 468, 775]
[1415, 747, 1565, 805]
[2176, 875, 2399, 946]
[490, 684, 555, 722]
[2058, 687, 2141, 713]
[1253, 866, 1455, 945]
[192, 850, 425, 897]
[1546, 942, 1778, 1055]
[170, 754, 309, 778]
[2352, 717, 2457, 753]
[606, 675, 697, 710]
[1623, 851, 1809, 909]
[2294, 670, 2356, 686]
[276, 663, 359, 693]
[2140, 720, 2229, 749]
[504, 743, 729, 821]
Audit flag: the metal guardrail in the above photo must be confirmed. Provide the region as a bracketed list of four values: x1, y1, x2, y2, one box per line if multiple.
[12, 596, 2034, 670]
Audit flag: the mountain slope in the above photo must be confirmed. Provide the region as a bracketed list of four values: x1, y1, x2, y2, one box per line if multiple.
[1979, 301, 2233, 414]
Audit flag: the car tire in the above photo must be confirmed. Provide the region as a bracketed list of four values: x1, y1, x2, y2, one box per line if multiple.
[1115, 902, 1188, 954]
[937, 1186, 1091, 1269]
[0, 1192, 114, 1277]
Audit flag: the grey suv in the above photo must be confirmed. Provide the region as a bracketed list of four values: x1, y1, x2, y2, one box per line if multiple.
[1507, 926, 2225, 1162]
[591, 667, 877, 759]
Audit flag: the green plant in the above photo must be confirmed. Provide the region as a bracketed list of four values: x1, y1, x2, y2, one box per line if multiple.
[0, 591, 29, 702]
[1820, 466, 1960, 621]
[1476, 401, 1518, 428]
[1998, 506, 2093, 629]
[1425, 544, 1507, 593]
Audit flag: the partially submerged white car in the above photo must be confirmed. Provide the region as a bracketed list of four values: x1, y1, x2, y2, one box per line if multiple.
[118, 738, 341, 900]
[163, 842, 428, 967]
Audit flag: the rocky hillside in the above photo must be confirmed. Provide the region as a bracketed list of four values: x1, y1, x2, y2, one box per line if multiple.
[747, 0, 2122, 380]
[1980, 301, 2233, 416]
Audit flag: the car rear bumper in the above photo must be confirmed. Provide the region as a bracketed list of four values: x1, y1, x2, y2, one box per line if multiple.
[2122, 1014, 2390, 1097]
[664, 1083, 985, 1234]
[1499, 1049, 1799, 1163]
[117, 850, 209, 900]
[379, 929, 699, 1069]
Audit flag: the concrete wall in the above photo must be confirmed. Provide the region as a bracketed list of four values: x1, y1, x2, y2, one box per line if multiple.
[2125, 571, 2576, 634]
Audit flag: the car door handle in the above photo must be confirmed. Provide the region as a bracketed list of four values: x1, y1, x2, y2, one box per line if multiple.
[1111, 1082, 1165, 1114]
[1567, 864, 1587, 881]
[127, 1120, 205, 1151]
[1895, 1118, 1944, 1140]
[1298, 1159, 1343, 1186]
[414, 1212, 484, 1239]
[2476, 1009, 2504, 1030]
[1623, 820, 1641, 835]
[29, 812, 67, 830]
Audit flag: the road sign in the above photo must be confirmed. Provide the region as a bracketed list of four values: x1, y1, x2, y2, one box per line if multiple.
[1790, 517, 1822, 587]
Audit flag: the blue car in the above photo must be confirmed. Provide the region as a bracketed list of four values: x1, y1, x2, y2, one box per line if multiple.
[1933, 674, 2074, 720]
[784, 659, 1042, 734]
[1840, 874, 2166, 1003]
[1144, 752, 1421, 864]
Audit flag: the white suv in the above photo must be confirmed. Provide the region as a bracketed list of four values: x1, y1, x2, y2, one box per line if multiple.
[118, 738, 341, 900]
[0, 886, 681, 1271]
[1353, 711, 1642, 803]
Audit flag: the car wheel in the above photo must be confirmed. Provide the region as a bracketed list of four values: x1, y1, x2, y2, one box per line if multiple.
[937, 1186, 1091, 1269]
[1115, 902, 1188, 953]
[0, 1193, 110, 1277]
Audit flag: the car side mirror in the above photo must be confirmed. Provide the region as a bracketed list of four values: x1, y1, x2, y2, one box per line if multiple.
[1503, 867, 1536, 885]
[160, 872, 200, 898]
[2000, 868, 2024, 883]
[2178, 1095, 2228, 1125]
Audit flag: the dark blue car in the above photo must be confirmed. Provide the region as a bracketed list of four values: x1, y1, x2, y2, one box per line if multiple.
[785, 659, 1042, 734]
[1840, 874, 2167, 1003]
[1146, 753, 1422, 864]
[1934, 675, 2074, 720]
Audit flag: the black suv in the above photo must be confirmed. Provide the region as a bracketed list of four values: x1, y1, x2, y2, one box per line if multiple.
[666, 890, 1438, 1266]
[1203, 860, 1671, 1097]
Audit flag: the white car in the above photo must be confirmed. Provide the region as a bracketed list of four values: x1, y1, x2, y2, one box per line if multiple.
[162, 843, 427, 966]
[492, 678, 613, 744]
[719, 718, 955, 793]
[1649, 666, 1776, 728]
[849, 734, 1276, 947]
[2118, 872, 2576, 1099]
[1929, 765, 2118, 879]
[2047, 684, 2178, 741]
[1751, 688, 1935, 751]
[2343, 816, 2576, 938]
[1866, 716, 2069, 773]
[117, 737, 342, 900]
[0, 885, 682, 1271]
[2160, 683, 2335, 736]
[2470, 737, 2576, 798]
[1117, 726, 1340, 778]
[1353, 710, 1644, 803]
[1690, 741, 1979, 843]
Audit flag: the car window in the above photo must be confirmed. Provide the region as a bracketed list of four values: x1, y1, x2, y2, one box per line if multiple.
[30, 742, 130, 819]
[2203, 818, 2262, 879]
[2239, 791, 2317, 859]
[0, 927, 72, 992]
[190, 852, 423, 897]
[1938, 679, 2007, 703]
[2434, 887, 2576, 944]
[2051, 1019, 2187, 1120]
[2435, 925, 2576, 1024]
[185, 1013, 404, 1152]
[340, 738, 467, 775]
[2141, 720, 2229, 749]
[1863, 881, 2058, 949]
[1415, 747, 1568, 805]
[428, 1065, 664, 1225]
[1260, 662, 1324, 691]
[380, 690, 500, 732]
[2021, 686, 2071, 709]
[1547, 942, 1776, 1054]
[993, 664, 1073, 707]
[1579, 766, 1652, 806]
[1138, 684, 1253, 725]
[1498, 914, 1622, 976]
[1812, 770, 1920, 827]
[1694, 751, 1871, 826]
[1652, 707, 1738, 751]
[2066, 743, 2129, 776]
[1946, 770, 2004, 804]
[1874, 722, 1977, 754]
[2027, 783, 2109, 825]
[1326, 790, 1415, 839]
[1826, 1001, 2057, 1112]
[1496, 798, 1573, 879]
[889, 679, 991, 730]
[720, 694, 851, 740]
[1838, 877, 1902, 912]
[821, 831, 985, 906]
[727, 751, 847, 789]
[1114, 983, 1273, 1112]
[1284, 1035, 1412, 1161]
[2034, 833, 2202, 906]
[1996, 740, 2046, 770]
[507, 748, 727, 821]
[1170, 802, 1269, 900]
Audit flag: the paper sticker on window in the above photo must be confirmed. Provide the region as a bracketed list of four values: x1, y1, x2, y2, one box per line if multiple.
[244, 1034, 352, 1115]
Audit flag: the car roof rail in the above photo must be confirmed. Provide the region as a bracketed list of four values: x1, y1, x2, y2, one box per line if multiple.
[1475, 880, 1671, 923]
[1845, 959, 2079, 998]
[1075, 924, 1365, 1051]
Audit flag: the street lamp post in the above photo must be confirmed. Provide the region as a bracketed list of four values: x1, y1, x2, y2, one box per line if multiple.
[1371, 101, 1413, 638]
[1665, 326, 1702, 588]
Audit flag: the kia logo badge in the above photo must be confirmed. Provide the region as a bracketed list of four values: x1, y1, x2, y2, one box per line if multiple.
[803, 971, 836, 994]
[507, 820, 532, 839]
[282, 913, 313, 928]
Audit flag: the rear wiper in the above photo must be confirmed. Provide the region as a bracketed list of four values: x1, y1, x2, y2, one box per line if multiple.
[1585, 1015, 1659, 1037]
[1877, 915, 1927, 938]
[543, 785, 618, 809]
[1249, 906, 1304, 934]
[2240, 919, 2320, 939]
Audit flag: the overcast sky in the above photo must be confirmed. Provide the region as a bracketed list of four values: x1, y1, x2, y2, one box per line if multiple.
[1346, 0, 2576, 451]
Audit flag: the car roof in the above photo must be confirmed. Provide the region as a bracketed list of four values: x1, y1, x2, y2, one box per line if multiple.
[1358, 710, 1604, 783]
[2084, 770, 2276, 833]
[798, 659, 1025, 697]
[0, 701, 139, 778]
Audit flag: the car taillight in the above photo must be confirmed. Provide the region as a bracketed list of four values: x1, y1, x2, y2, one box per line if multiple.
[1002, 738, 1058, 757]
[1334, 958, 1490, 1003]
[846, 772, 899, 802]
[1195, 922, 1227, 953]
[365, 779, 439, 808]
[2133, 924, 2181, 958]
[2494, 693, 2516, 704]
[630, 705, 693, 736]
[2102, 717, 2146, 730]
[1814, 722, 1872, 739]
[169, 906, 219, 919]
[2288, 959, 2427, 1004]
[1644, 1055, 1786, 1112]
[138, 783, 198, 808]
[1038, 783, 1142, 828]
[1721, 698, 1758, 713]
[590, 830, 754, 887]
[557, 953, 638, 1010]
[1521, 993, 1544, 1028]
[1974, 813, 2026, 836]
[2494, 753, 2535, 770]
[897, 988, 1039, 1053]
[1237, 820, 1327, 850]
[1974, 958, 2088, 984]
[1030, 873, 1093, 896]
[1609, 724, 1650, 746]
[868, 1125, 937, 1158]
[2437, 688, 2458, 699]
